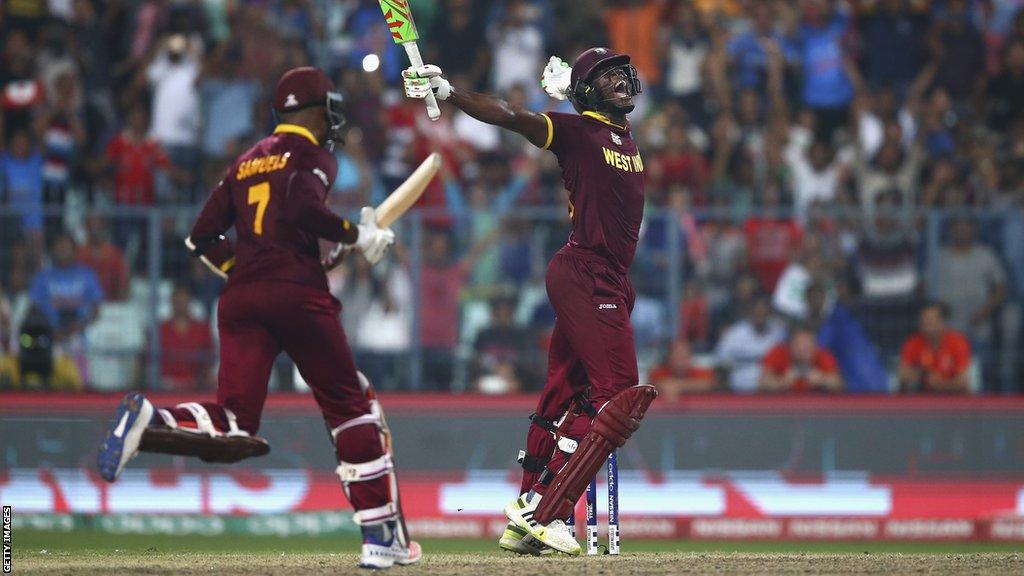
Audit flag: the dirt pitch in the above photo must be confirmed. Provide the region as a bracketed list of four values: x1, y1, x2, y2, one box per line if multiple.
[15, 551, 1023, 575]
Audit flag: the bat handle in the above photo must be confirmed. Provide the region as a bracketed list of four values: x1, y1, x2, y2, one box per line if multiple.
[404, 42, 441, 121]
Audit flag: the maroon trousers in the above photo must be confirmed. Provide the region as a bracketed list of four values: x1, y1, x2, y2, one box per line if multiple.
[162, 281, 388, 510]
[521, 251, 639, 494]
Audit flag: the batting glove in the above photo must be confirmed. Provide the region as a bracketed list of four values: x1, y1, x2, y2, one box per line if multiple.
[541, 56, 571, 101]
[402, 65, 452, 101]
[354, 206, 396, 265]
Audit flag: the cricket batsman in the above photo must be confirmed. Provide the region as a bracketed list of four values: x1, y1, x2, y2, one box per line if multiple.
[97, 67, 421, 570]
[404, 48, 658, 556]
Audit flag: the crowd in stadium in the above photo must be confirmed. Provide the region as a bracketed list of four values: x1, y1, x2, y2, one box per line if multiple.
[1, 0, 1022, 394]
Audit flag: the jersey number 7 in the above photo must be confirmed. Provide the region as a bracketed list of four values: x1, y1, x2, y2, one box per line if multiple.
[248, 182, 270, 235]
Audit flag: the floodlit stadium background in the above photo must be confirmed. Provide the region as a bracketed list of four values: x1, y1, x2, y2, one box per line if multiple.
[1, 0, 1023, 544]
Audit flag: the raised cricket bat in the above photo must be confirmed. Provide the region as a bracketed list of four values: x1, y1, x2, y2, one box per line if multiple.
[322, 153, 441, 269]
[378, 0, 441, 121]
[375, 152, 441, 227]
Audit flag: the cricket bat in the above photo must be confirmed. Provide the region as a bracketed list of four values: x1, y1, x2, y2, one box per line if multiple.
[375, 152, 442, 227]
[322, 153, 441, 269]
[378, 0, 441, 121]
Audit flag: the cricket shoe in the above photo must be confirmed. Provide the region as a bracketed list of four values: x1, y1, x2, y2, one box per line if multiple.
[97, 392, 154, 483]
[504, 493, 581, 556]
[498, 520, 553, 556]
[359, 521, 423, 569]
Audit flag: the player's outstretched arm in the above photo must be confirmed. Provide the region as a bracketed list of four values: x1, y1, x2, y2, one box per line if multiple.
[403, 64, 549, 149]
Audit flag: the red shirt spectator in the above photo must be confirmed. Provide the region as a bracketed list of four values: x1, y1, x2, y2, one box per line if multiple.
[649, 340, 716, 400]
[899, 302, 972, 393]
[742, 216, 803, 292]
[760, 327, 843, 392]
[651, 126, 709, 203]
[158, 285, 213, 391]
[105, 106, 171, 205]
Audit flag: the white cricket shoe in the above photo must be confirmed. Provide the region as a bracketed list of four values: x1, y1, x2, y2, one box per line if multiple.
[359, 521, 423, 569]
[504, 493, 581, 556]
[97, 392, 154, 482]
[498, 520, 553, 555]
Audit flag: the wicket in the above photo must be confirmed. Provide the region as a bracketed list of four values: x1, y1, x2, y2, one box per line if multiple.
[567, 451, 620, 555]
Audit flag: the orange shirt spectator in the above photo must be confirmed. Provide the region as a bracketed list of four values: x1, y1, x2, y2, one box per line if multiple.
[759, 327, 843, 392]
[604, 1, 663, 85]
[650, 340, 716, 400]
[77, 215, 129, 301]
[899, 302, 972, 393]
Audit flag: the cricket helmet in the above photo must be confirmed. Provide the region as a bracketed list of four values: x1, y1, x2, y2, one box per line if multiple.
[273, 66, 347, 149]
[568, 47, 642, 113]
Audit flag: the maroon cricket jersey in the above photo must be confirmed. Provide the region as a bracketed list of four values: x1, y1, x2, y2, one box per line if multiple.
[540, 111, 645, 274]
[190, 124, 341, 291]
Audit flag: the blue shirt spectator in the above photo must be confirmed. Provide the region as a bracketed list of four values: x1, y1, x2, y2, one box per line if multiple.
[0, 130, 45, 234]
[199, 73, 260, 159]
[807, 283, 888, 393]
[795, 11, 855, 108]
[29, 234, 104, 336]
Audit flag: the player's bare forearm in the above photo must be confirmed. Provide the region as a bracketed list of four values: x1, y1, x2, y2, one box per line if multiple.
[446, 89, 549, 148]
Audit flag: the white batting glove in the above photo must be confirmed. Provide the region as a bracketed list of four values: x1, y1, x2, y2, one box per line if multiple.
[402, 65, 452, 101]
[354, 206, 396, 265]
[541, 56, 571, 101]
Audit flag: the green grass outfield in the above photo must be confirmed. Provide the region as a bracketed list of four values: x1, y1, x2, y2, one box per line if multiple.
[13, 530, 1023, 555]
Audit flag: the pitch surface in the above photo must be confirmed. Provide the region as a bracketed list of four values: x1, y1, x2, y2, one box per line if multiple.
[12, 532, 1022, 575]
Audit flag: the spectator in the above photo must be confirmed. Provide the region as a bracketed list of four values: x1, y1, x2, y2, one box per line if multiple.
[353, 257, 413, 392]
[793, 0, 857, 138]
[898, 301, 972, 393]
[472, 297, 537, 394]
[0, 129, 44, 255]
[742, 186, 803, 292]
[157, 284, 213, 392]
[198, 42, 260, 187]
[104, 104, 174, 206]
[855, 190, 918, 300]
[759, 324, 844, 393]
[427, 0, 488, 89]
[0, 307, 83, 391]
[806, 281, 888, 393]
[145, 34, 201, 200]
[772, 235, 827, 320]
[785, 135, 843, 222]
[649, 339, 717, 400]
[855, 0, 928, 91]
[715, 296, 786, 393]
[650, 125, 710, 203]
[418, 229, 495, 390]
[76, 214, 129, 301]
[1, 30, 45, 138]
[488, 0, 544, 97]
[28, 233, 102, 344]
[662, 1, 710, 123]
[927, 218, 1008, 366]
[987, 37, 1024, 129]
[928, 0, 985, 102]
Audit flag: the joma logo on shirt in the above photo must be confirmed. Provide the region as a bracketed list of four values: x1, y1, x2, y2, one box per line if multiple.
[602, 147, 644, 173]
[237, 153, 291, 179]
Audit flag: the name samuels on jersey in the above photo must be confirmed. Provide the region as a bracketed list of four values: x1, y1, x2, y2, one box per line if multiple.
[237, 152, 292, 179]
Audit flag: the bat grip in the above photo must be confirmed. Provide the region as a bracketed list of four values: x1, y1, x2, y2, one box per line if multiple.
[404, 42, 441, 121]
